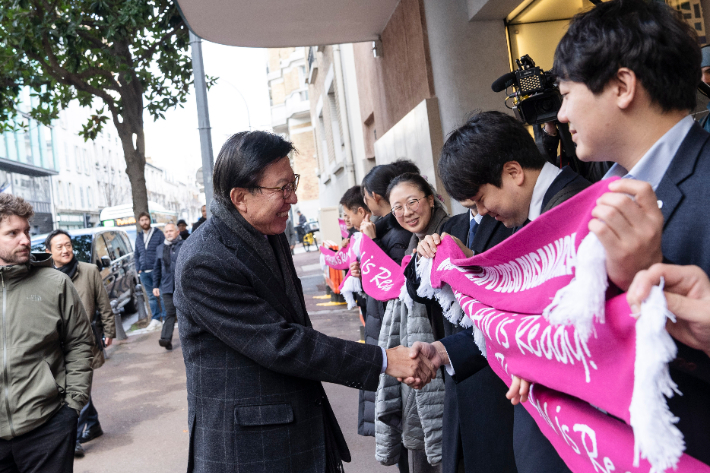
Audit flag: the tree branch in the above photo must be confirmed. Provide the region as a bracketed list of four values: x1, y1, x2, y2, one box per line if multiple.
[135, 22, 183, 64]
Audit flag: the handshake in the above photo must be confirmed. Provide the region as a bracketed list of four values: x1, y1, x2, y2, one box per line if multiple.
[385, 341, 533, 405]
[383, 341, 450, 389]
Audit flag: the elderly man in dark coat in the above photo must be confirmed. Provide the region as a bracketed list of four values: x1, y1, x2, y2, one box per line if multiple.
[174, 131, 436, 473]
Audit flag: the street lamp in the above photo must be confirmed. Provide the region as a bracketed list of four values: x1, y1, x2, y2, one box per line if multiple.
[220, 79, 252, 131]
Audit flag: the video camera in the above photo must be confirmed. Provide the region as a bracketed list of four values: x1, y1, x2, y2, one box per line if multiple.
[491, 54, 560, 126]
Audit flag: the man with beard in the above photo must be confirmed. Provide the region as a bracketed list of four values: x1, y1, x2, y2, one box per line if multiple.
[134, 211, 164, 330]
[0, 194, 94, 472]
[45, 229, 116, 458]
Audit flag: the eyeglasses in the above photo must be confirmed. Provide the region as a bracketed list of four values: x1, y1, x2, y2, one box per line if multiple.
[391, 198, 422, 218]
[256, 174, 300, 199]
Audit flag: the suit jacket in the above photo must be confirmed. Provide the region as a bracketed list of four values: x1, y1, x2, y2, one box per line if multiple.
[654, 122, 710, 465]
[174, 215, 383, 473]
[440, 167, 589, 473]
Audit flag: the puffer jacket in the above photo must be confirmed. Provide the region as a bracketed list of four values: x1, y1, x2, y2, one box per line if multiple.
[374, 204, 448, 466]
[0, 253, 94, 440]
[359, 214, 412, 437]
[71, 261, 115, 370]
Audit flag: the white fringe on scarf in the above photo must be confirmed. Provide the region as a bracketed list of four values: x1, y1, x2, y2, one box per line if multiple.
[543, 232, 608, 343]
[341, 276, 363, 310]
[630, 280, 683, 473]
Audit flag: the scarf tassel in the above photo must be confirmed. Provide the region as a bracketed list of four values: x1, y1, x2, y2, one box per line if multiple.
[543, 232, 608, 343]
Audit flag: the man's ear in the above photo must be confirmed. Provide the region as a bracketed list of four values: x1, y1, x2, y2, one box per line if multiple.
[613, 67, 637, 110]
[230, 188, 249, 213]
[357, 207, 367, 217]
[503, 161, 525, 186]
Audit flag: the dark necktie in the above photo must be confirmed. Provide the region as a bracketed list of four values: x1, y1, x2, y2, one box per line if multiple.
[467, 218, 479, 250]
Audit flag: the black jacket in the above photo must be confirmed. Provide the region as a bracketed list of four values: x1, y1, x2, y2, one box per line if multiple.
[153, 239, 184, 295]
[175, 215, 383, 473]
[134, 227, 164, 272]
[653, 122, 710, 465]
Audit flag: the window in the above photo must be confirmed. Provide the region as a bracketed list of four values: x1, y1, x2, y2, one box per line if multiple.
[80, 187, 85, 208]
[75, 147, 81, 172]
[67, 183, 74, 206]
[94, 234, 110, 269]
[87, 187, 93, 209]
[70, 235, 93, 263]
[104, 231, 130, 260]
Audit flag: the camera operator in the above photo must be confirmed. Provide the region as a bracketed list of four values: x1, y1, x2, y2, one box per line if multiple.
[551, 0, 710, 464]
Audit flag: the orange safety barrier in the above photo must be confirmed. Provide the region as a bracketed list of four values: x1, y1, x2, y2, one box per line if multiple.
[323, 244, 346, 294]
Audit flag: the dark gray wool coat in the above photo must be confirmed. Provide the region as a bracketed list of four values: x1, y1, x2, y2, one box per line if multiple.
[174, 201, 383, 473]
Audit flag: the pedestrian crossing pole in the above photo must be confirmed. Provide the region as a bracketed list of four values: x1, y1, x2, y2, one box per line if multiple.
[189, 31, 214, 217]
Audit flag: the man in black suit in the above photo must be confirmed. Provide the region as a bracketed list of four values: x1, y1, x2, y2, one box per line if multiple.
[552, 0, 710, 465]
[408, 111, 588, 473]
[174, 131, 437, 473]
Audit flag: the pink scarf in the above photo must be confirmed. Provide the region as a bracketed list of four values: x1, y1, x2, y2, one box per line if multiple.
[417, 179, 708, 472]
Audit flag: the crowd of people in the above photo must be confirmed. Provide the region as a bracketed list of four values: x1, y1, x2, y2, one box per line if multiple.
[1, 0, 709, 472]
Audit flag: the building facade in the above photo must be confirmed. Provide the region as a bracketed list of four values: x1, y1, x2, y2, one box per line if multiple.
[0, 88, 58, 234]
[267, 47, 321, 222]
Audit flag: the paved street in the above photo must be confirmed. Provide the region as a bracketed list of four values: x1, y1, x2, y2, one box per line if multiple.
[75, 246, 393, 473]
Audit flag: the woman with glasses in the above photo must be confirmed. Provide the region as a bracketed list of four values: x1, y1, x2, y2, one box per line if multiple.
[374, 172, 449, 473]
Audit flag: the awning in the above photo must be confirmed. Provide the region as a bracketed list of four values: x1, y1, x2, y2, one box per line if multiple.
[175, 0, 400, 47]
[0, 158, 58, 177]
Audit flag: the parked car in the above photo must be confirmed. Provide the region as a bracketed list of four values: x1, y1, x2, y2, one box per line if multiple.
[31, 227, 142, 313]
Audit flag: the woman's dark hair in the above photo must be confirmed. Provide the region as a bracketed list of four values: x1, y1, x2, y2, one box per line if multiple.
[553, 0, 700, 112]
[438, 111, 544, 202]
[339, 186, 369, 212]
[385, 172, 434, 203]
[361, 159, 420, 200]
[213, 131, 295, 205]
[45, 229, 71, 250]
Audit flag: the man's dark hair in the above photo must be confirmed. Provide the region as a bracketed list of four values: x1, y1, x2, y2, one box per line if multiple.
[385, 172, 434, 202]
[361, 159, 420, 201]
[339, 186, 370, 213]
[553, 0, 700, 112]
[438, 111, 545, 202]
[0, 194, 34, 222]
[213, 131, 295, 205]
[138, 211, 150, 220]
[45, 229, 71, 250]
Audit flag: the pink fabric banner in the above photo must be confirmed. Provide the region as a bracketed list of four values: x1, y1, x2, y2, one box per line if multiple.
[420, 179, 709, 472]
[358, 234, 407, 301]
[319, 242, 352, 270]
[338, 218, 349, 238]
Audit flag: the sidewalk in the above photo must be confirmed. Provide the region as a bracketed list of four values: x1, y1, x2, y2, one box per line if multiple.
[74, 246, 393, 472]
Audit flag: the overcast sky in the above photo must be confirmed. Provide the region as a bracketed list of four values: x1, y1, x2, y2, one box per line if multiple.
[143, 42, 272, 184]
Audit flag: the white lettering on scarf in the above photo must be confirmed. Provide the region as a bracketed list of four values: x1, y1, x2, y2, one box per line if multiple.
[361, 251, 395, 292]
[454, 233, 577, 294]
[457, 293, 598, 383]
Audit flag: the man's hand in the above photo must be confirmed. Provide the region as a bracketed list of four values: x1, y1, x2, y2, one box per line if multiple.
[153, 288, 160, 297]
[589, 179, 663, 291]
[506, 375, 531, 405]
[104, 337, 113, 347]
[350, 261, 361, 279]
[401, 341, 449, 389]
[385, 345, 437, 386]
[627, 264, 710, 357]
[360, 214, 376, 239]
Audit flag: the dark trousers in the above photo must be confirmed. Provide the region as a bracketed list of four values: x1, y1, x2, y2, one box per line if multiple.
[77, 395, 99, 438]
[513, 404, 571, 473]
[160, 293, 176, 343]
[0, 404, 78, 473]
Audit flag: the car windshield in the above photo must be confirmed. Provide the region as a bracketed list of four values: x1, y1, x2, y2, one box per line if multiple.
[30, 234, 93, 263]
